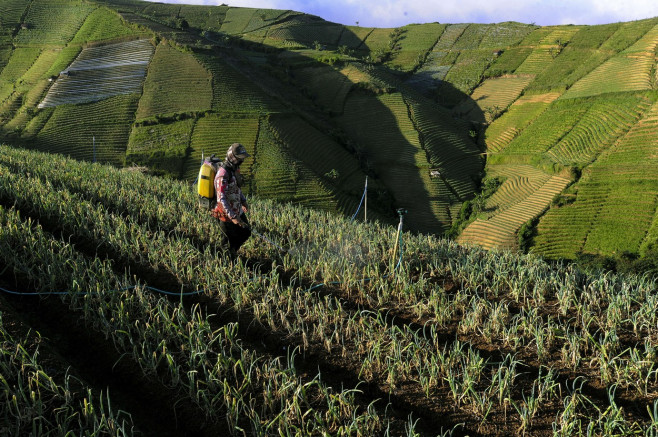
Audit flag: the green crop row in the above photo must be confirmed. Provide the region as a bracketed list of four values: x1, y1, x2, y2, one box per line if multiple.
[562, 24, 658, 99]
[387, 23, 446, 72]
[195, 53, 281, 113]
[0, 234, 134, 437]
[533, 101, 658, 259]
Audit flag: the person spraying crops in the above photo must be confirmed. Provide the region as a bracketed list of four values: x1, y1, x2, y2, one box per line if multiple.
[198, 143, 251, 257]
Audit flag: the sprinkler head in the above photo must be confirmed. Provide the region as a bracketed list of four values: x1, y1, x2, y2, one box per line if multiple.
[396, 208, 408, 217]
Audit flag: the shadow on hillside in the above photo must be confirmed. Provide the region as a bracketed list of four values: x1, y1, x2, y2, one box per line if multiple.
[220, 30, 485, 235]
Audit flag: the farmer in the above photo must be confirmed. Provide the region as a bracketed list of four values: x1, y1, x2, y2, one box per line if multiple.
[212, 143, 252, 257]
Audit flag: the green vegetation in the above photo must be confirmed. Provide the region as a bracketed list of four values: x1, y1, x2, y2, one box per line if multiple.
[387, 23, 446, 72]
[136, 41, 212, 120]
[195, 52, 281, 113]
[34, 94, 139, 165]
[14, 0, 95, 46]
[127, 118, 195, 176]
[71, 6, 146, 43]
[184, 113, 259, 182]
[4, 145, 658, 435]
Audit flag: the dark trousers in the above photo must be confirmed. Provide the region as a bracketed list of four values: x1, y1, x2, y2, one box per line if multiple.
[219, 213, 251, 253]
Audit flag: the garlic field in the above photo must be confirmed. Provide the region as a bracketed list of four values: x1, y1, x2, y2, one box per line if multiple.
[2, 145, 658, 436]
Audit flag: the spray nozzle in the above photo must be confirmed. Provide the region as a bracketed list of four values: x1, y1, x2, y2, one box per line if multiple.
[396, 208, 408, 217]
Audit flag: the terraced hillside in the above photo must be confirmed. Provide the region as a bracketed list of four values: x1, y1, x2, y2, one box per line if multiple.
[1, 0, 658, 261]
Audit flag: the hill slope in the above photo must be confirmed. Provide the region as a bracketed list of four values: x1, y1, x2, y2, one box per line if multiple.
[1, 0, 658, 262]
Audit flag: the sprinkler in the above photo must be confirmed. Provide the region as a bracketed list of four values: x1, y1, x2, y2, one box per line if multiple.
[391, 208, 407, 271]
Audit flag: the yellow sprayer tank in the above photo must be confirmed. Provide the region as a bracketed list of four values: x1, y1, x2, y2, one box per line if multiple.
[197, 161, 217, 209]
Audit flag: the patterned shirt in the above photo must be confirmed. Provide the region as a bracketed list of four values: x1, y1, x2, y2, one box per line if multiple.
[213, 166, 246, 221]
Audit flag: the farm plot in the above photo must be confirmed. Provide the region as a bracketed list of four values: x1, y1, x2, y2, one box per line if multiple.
[178, 4, 228, 31]
[484, 92, 560, 153]
[127, 118, 195, 178]
[515, 26, 582, 75]
[34, 94, 138, 165]
[266, 113, 367, 214]
[254, 121, 339, 211]
[562, 24, 658, 99]
[71, 6, 147, 43]
[195, 53, 280, 113]
[406, 96, 482, 199]
[387, 23, 446, 72]
[496, 97, 592, 158]
[525, 23, 620, 93]
[443, 48, 496, 94]
[453, 75, 534, 122]
[337, 91, 453, 233]
[183, 114, 259, 183]
[0, 287, 137, 436]
[291, 64, 355, 114]
[0, 0, 30, 43]
[458, 167, 571, 250]
[336, 25, 374, 51]
[533, 101, 658, 259]
[136, 41, 212, 120]
[478, 21, 536, 49]
[403, 24, 468, 94]
[3, 144, 658, 435]
[220, 7, 257, 34]
[13, 0, 94, 46]
[545, 93, 652, 166]
[38, 39, 154, 108]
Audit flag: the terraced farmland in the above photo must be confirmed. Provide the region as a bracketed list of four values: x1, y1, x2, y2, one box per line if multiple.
[135, 41, 212, 120]
[4, 0, 658, 261]
[34, 94, 139, 165]
[127, 118, 196, 177]
[484, 92, 560, 152]
[533, 101, 658, 258]
[195, 53, 281, 113]
[183, 114, 260, 183]
[515, 26, 582, 75]
[562, 24, 658, 99]
[458, 170, 571, 250]
[39, 39, 154, 108]
[545, 94, 652, 166]
[387, 23, 446, 72]
[338, 91, 456, 232]
[453, 74, 534, 122]
[13, 0, 94, 46]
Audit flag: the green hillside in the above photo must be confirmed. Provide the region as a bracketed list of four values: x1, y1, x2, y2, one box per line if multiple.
[1, 0, 658, 265]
